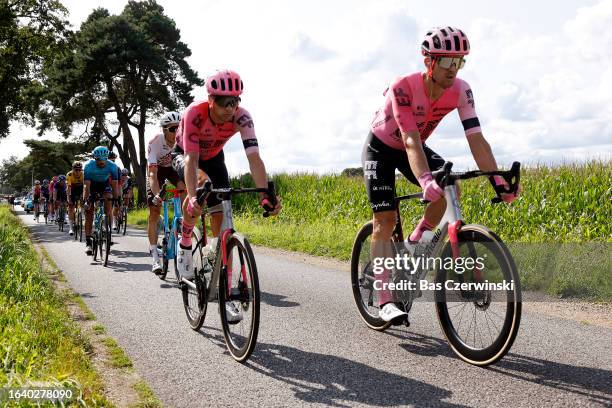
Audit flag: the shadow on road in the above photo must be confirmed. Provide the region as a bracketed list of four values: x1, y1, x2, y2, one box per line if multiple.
[195, 326, 465, 408]
[491, 353, 612, 405]
[260, 291, 300, 308]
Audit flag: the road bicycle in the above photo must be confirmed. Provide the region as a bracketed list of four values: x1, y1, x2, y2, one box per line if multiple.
[181, 180, 276, 362]
[73, 199, 84, 242]
[57, 200, 67, 232]
[34, 198, 41, 222]
[90, 196, 113, 267]
[42, 197, 49, 224]
[156, 179, 185, 281]
[351, 162, 521, 366]
[114, 200, 128, 236]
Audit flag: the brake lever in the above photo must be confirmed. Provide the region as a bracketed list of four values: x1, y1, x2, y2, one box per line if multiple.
[262, 181, 277, 218]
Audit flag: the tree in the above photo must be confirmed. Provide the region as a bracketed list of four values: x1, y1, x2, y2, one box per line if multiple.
[0, 139, 92, 191]
[41, 0, 203, 204]
[0, 0, 69, 138]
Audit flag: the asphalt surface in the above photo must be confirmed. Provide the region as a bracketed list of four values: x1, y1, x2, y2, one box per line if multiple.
[14, 207, 612, 407]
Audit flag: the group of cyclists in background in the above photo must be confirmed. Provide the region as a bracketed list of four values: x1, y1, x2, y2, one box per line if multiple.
[29, 152, 134, 243]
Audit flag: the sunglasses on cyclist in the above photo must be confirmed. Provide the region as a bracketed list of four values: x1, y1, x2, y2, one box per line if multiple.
[165, 126, 178, 133]
[435, 56, 466, 70]
[214, 95, 241, 108]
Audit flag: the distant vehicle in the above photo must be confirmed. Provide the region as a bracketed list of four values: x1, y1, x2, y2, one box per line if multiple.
[14, 197, 23, 206]
[24, 195, 34, 213]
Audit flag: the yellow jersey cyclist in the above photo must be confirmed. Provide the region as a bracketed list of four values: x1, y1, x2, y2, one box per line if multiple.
[363, 27, 522, 323]
[67, 161, 84, 235]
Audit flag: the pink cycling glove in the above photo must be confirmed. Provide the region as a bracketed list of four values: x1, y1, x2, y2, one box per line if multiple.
[417, 171, 444, 202]
[493, 175, 520, 203]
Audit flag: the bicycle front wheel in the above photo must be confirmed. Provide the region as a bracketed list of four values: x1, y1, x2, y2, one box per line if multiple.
[435, 224, 521, 366]
[103, 215, 111, 266]
[122, 207, 128, 235]
[350, 221, 392, 331]
[182, 226, 208, 330]
[218, 235, 260, 363]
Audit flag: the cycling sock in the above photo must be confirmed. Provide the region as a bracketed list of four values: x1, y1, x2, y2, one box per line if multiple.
[180, 221, 195, 247]
[409, 216, 435, 242]
[150, 244, 159, 261]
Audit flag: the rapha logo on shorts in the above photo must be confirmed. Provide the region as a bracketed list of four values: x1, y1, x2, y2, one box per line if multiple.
[373, 185, 392, 191]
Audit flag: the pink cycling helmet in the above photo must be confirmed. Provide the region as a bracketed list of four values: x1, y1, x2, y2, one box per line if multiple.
[421, 27, 470, 57]
[206, 70, 243, 96]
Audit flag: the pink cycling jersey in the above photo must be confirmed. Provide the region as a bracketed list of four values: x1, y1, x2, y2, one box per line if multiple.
[176, 101, 259, 160]
[371, 72, 481, 150]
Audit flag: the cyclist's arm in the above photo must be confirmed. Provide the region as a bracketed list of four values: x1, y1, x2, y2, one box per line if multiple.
[148, 166, 161, 196]
[184, 151, 199, 198]
[466, 132, 499, 171]
[83, 180, 90, 201]
[402, 130, 432, 179]
[246, 152, 268, 189]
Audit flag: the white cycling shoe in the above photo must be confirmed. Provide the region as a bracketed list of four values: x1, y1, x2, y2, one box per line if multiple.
[379, 303, 408, 322]
[151, 260, 162, 275]
[225, 301, 243, 324]
[177, 244, 194, 280]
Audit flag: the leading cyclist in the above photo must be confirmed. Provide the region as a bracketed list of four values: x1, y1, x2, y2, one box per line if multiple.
[363, 27, 521, 323]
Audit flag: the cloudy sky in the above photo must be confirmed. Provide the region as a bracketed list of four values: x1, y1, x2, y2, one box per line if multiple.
[2, 0, 611, 174]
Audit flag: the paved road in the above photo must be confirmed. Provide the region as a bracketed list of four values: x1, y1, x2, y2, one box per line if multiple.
[15, 207, 612, 407]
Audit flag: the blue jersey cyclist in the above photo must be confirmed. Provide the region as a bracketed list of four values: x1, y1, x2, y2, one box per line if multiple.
[83, 146, 120, 255]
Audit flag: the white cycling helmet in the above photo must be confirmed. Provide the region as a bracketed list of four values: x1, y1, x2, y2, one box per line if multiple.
[160, 111, 181, 127]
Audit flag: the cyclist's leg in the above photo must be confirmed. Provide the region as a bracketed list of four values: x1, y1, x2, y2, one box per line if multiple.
[398, 144, 447, 241]
[362, 133, 402, 313]
[145, 168, 164, 270]
[200, 151, 230, 238]
[172, 150, 200, 249]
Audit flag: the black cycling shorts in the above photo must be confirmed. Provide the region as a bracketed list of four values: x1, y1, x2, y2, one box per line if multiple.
[70, 185, 83, 203]
[172, 145, 229, 209]
[362, 132, 445, 213]
[146, 166, 180, 205]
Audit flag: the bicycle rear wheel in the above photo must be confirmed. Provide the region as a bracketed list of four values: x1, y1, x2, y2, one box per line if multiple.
[58, 206, 65, 231]
[218, 235, 260, 363]
[350, 221, 392, 331]
[435, 224, 521, 366]
[182, 227, 209, 330]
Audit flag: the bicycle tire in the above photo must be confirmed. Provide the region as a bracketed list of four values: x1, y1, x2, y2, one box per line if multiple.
[159, 236, 169, 281]
[92, 234, 98, 260]
[98, 215, 105, 263]
[350, 221, 392, 331]
[122, 207, 128, 235]
[103, 215, 111, 267]
[435, 224, 521, 366]
[182, 226, 208, 330]
[218, 235, 260, 363]
[77, 207, 84, 242]
[58, 206, 64, 231]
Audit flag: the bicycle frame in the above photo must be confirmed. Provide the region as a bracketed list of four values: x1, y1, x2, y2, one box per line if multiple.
[161, 188, 183, 261]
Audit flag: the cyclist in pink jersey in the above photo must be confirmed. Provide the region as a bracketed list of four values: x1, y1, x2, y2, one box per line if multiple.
[364, 27, 521, 323]
[172, 70, 281, 321]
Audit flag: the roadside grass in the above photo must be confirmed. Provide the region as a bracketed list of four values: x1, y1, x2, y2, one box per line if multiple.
[127, 161, 611, 300]
[102, 338, 133, 369]
[133, 380, 163, 408]
[0, 205, 110, 405]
